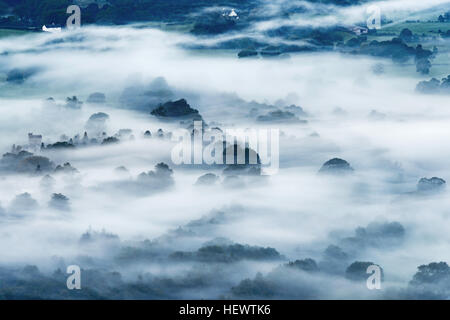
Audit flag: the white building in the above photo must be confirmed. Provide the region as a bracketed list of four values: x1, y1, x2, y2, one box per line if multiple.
[222, 8, 239, 20]
[229, 9, 238, 19]
[350, 26, 369, 36]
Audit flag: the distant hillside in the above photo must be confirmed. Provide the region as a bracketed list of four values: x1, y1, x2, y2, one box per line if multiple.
[0, 0, 377, 29]
[0, 0, 260, 28]
[0, 0, 447, 38]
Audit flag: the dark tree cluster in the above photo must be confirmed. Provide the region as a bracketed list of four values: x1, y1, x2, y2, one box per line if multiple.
[151, 99, 203, 121]
[170, 244, 283, 263]
[416, 75, 450, 94]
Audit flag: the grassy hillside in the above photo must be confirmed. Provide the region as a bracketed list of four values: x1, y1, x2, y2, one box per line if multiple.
[0, 28, 32, 38]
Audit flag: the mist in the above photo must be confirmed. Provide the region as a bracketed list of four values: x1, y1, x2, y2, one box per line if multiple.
[0, 0, 449, 299]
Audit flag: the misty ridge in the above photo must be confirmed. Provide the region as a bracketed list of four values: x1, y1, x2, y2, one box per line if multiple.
[0, 0, 449, 300]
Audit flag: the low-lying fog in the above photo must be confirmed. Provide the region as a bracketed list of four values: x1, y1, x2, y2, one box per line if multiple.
[0, 23, 449, 299]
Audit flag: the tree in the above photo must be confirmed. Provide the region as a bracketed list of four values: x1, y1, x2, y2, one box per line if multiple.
[345, 261, 384, 281]
[399, 28, 413, 42]
[416, 58, 431, 75]
[410, 262, 450, 285]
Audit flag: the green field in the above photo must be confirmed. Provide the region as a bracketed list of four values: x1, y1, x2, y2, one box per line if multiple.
[137, 21, 194, 33]
[0, 28, 33, 38]
[380, 21, 450, 35]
